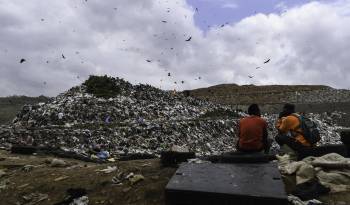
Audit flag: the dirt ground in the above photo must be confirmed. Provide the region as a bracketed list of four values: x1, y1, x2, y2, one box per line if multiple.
[0, 150, 176, 205]
[1, 150, 350, 205]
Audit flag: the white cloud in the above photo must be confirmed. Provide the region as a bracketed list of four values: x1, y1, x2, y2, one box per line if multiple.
[0, 0, 350, 96]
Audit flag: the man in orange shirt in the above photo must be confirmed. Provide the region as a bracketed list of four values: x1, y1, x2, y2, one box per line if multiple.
[275, 104, 311, 153]
[237, 104, 269, 154]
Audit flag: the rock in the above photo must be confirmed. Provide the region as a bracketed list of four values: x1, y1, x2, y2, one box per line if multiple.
[50, 159, 67, 167]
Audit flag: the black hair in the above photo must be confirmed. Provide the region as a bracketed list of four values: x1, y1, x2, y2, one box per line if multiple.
[248, 104, 261, 116]
[282, 103, 295, 115]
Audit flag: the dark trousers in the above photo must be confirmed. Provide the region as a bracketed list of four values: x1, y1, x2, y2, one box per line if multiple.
[275, 134, 307, 153]
[236, 138, 272, 154]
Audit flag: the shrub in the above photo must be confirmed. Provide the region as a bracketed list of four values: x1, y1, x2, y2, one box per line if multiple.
[83, 75, 121, 98]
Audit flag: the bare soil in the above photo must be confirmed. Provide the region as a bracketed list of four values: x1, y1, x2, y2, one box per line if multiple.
[0, 150, 176, 205]
[1, 150, 350, 205]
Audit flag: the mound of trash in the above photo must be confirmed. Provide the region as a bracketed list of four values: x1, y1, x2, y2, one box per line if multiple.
[0, 76, 344, 158]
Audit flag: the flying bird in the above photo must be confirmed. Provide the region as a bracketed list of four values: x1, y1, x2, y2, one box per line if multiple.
[168, 73, 171, 77]
[161, 20, 167, 23]
[181, 81, 184, 84]
[185, 36, 192, 41]
[62, 54, 66, 59]
[146, 59, 152, 62]
[264, 59, 270, 64]
[256, 67, 261, 69]
[20, 58, 26, 63]
[248, 75, 254, 78]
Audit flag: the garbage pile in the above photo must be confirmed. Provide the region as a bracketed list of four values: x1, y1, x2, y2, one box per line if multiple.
[0, 76, 345, 158]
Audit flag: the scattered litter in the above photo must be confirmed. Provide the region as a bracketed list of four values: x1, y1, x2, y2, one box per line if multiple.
[0, 170, 6, 178]
[0, 179, 10, 191]
[96, 151, 110, 160]
[54, 176, 69, 182]
[129, 174, 145, 185]
[187, 158, 211, 164]
[97, 166, 117, 174]
[287, 195, 322, 205]
[22, 192, 49, 204]
[107, 158, 116, 162]
[18, 183, 30, 189]
[69, 196, 89, 205]
[170, 145, 189, 153]
[54, 188, 87, 205]
[122, 187, 131, 193]
[51, 159, 67, 167]
[111, 176, 123, 185]
[22, 165, 35, 172]
[125, 172, 134, 179]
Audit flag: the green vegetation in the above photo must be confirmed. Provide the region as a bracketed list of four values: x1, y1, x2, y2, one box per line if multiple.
[83, 75, 121, 98]
[0, 96, 50, 125]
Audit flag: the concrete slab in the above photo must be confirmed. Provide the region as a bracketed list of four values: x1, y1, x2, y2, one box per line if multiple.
[165, 162, 288, 205]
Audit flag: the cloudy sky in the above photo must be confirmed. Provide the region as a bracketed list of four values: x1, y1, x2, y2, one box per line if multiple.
[1, 0, 350, 96]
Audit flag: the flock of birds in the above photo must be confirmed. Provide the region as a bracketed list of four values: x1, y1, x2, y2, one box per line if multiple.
[14, 1, 271, 89]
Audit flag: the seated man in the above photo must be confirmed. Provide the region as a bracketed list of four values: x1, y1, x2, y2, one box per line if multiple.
[275, 104, 311, 154]
[237, 104, 269, 154]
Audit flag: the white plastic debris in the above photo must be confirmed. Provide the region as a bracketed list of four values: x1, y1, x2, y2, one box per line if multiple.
[97, 166, 117, 174]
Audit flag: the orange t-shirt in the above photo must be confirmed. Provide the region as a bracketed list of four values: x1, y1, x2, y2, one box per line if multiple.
[239, 116, 267, 151]
[277, 115, 311, 146]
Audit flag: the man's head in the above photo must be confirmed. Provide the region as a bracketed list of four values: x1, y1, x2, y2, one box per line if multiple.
[282, 103, 295, 115]
[248, 104, 261, 116]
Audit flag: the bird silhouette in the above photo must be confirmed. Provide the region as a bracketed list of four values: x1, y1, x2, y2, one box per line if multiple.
[185, 36, 192, 41]
[264, 59, 270, 64]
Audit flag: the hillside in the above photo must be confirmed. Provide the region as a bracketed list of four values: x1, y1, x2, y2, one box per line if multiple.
[187, 84, 350, 104]
[0, 96, 50, 125]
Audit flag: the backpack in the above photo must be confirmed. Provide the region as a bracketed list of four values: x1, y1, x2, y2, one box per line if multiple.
[293, 114, 321, 145]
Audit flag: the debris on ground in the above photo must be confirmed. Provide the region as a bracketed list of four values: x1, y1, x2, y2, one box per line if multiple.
[288, 195, 323, 205]
[51, 159, 68, 167]
[54, 188, 87, 205]
[0, 169, 6, 178]
[69, 196, 89, 205]
[129, 174, 145, 185]
[22, 192, 49, 204]
[22, 165, 35, 172]
[0, 179, 9, 191]
[96, 166, 117, 174]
